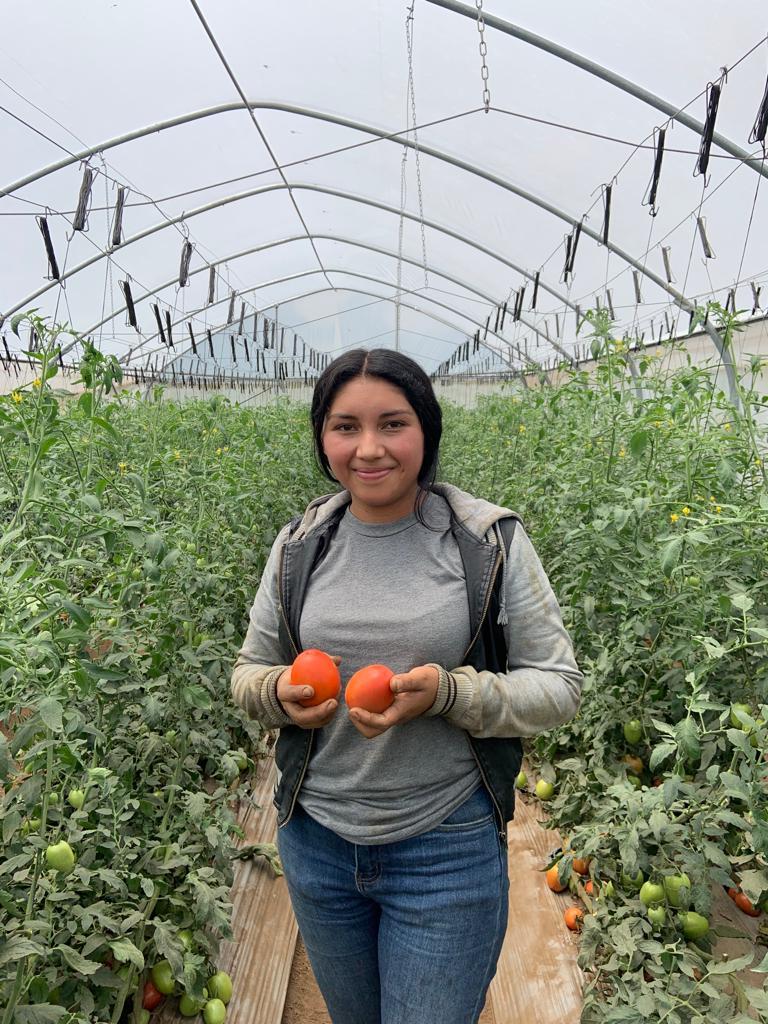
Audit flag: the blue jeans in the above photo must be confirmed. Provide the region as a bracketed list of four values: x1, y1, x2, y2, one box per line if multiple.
[276, 785, 509, 1024]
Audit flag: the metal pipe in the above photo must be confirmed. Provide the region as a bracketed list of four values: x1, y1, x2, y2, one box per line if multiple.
[121, 268, 526, 369]
[423, 0, 768, 180]
[147, 285, 521, 376]
[95, 233, 559, 363]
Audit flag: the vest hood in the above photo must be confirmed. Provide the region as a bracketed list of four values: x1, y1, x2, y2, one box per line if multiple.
[289, 483, 520, 545]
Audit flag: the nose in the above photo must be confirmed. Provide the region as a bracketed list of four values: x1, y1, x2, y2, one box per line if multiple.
[356, 429, 386, 459]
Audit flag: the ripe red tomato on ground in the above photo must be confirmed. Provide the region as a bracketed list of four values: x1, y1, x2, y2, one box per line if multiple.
[345, 664, 395, 714]
[142, 979, 164, 1010]
[291, 649, 341, 707]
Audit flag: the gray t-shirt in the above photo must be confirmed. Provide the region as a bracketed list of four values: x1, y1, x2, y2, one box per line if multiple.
[297, 491, 482, 844]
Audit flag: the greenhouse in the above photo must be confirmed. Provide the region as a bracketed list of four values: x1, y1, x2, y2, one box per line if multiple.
[2, 2, 768, 1022]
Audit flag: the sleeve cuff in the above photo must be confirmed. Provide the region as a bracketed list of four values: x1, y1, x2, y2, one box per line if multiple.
[261, 665, 293, 728]
[423, 663, 474, 723]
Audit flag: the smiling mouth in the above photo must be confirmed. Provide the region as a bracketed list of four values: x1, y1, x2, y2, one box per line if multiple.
[353, 468, 393, 479]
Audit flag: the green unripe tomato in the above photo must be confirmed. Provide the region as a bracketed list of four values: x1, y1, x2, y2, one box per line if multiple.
[680, 911, 709, 941]
[207, 971, 233, 1004]
[601, 880, 616, 900]
[620, 868, 644, 891]
[151, 959, 176, 996]
[231, 750, 248, 772]
[515, 769, 528, 789]
[107, 616, 118, 627]
[48, 791, 59, 806]
[178, 929, 194, 951]
[627, 774, 642, 789]
[131, 567, 142, 579]
[639, 881, 665, 906]
[730, 703, 753, 729]
[179, 993, 205, 1016]
[45, 840, 76, 874]
[535, 779, 554, 801]
[67, 789, 85, 810]
[647, 905, 667, 929]
[623, 719, 642, 745]
[663, 873, 691, 908]
[22, 817, 41, 836]
[203, 999, 227, 1024]
[137, 1012, 151, 1024]
[196, 558, 206, 569]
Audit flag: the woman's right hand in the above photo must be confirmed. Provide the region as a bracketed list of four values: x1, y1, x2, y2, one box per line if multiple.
[276, 656, 341, 729]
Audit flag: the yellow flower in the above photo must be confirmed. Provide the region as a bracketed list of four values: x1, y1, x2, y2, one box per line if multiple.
[118, 462, 128, 474]
[723, 423, 732, 432]
[715, 505, 722, 513]
[173, 450, 182, 460]
[212, 427, 220, 434]
[756, 457, 763, 466]
[223, 445, 229, 452]
[32, 378, 42, 389]
[682, 507, 691, 516]
[709, 495, 716, 503]
[694, 493, 704, 500]
[11, 391, 22, 404]
[618, 448, 626, 457]
[670, 513, 679, 523]
[518, 425, 526, 434]
[215, 447, 222, 455]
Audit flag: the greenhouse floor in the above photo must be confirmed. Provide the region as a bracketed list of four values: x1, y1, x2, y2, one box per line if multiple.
[157, 756, 583, 1024]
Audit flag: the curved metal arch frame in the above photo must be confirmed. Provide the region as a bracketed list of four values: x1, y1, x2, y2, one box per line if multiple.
[133, 267, 530, 371]
[424, 0, 768, 179]
[151, 284, 524, 379]
[3, 104, 737, 400]
[102, 234, 567, 365]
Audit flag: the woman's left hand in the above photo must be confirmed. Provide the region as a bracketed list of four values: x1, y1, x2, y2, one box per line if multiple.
[348, 665, 440, 739]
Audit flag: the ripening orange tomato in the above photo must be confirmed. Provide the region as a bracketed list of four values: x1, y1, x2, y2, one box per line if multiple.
[546, 864, 567, 893]
[345, 664, 395, 714]
[572, 857, 592, 876]
[291, 650, 341, 707]
[564, 907, 584, 931]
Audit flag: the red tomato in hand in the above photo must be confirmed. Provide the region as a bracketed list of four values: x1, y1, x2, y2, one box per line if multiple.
[142, 979, 164, 1010]
[291, 649, 341, 707]
[345, 664, 395, 714]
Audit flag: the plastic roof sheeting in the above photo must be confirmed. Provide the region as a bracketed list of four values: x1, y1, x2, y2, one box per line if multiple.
[2, 1, 768, 375]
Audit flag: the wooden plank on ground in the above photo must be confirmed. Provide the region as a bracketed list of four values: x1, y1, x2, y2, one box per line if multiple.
[157, 755, 298, 1024]
[489, 791, 583, 1024]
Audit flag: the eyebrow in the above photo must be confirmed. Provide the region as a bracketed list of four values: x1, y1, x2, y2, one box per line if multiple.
[327, 409, 413, 420]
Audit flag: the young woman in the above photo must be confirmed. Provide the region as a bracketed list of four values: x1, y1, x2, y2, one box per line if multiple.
[231, 349, 582, 1024]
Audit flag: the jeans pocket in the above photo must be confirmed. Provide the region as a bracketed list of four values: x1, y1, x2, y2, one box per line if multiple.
[434, 785, 494, 831]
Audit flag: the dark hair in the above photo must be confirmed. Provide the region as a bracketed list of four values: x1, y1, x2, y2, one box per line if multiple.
[310, 348, 442, 526]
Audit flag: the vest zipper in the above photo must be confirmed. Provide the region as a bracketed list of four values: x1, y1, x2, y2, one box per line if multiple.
[277, 540, 314, 829]
[460, 547, 509, 847]
[460, 548, 502, 663]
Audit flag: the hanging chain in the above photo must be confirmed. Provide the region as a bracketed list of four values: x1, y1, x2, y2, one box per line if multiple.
[475, 0, 491, 113]
[406, 7, 429, 289]
[395, 148, 408, 352]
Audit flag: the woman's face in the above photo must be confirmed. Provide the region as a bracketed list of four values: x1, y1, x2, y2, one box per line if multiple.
[321, 376, 425, 522]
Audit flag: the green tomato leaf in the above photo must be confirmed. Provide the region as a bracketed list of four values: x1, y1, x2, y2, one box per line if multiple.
[0, 936, 46, 964]
[56, 944, 102, 976]
[109, 937, 145, 970]
[14, 1007, 68, 1024]
[38, 696, 64, 734]
[674, 718, 700, 763]
[659, 536, 682, 577]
